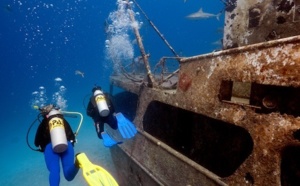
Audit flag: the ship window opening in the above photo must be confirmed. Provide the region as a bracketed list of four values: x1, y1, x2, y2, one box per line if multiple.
[143, 101, 253, 178]
[219, 80, 251, 105]
[219, 81, 300, 117]
[281, 146, 300, 186]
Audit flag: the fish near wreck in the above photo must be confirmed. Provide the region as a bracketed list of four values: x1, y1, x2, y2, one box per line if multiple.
[75, 70, 84, 78]
[186, 8, 221, 20]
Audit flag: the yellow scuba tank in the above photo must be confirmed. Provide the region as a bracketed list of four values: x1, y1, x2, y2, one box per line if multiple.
[47, 109, 68, 153]
[93, 89, 110, 117]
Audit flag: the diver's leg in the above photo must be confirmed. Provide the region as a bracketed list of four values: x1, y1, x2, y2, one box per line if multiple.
[106, 113, 118, 130]
[95, 121, 104, 139]
[61, 142, 79, 181]
[44, 143, 60, 186]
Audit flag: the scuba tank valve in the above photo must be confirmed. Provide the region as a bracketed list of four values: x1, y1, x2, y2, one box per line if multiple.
[93, 89, 110, 117]
[47, 109, 68, 153]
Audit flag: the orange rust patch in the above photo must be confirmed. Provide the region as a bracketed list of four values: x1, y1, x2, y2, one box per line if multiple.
[178, 73, 192, 92]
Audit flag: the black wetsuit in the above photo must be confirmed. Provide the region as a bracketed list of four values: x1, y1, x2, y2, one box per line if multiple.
[86, 93, 118, 139]
[34, 115, 79, 185]
[34, 116, 75, 152]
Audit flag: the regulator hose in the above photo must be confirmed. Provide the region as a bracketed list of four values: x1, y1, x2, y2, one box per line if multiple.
[26, 114, 43, 152]
[61, 111, 83, 137]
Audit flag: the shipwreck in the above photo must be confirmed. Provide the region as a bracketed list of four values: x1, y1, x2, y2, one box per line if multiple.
[107, 0, 300, 185]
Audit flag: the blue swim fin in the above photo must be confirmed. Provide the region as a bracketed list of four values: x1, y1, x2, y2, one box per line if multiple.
[101, 132, 122, 147]
[115, 113, 137, 139]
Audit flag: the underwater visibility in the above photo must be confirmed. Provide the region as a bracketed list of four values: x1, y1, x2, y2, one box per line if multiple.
[0, 0, 267, 185]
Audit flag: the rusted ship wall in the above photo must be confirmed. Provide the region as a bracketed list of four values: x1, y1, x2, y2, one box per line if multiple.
[177, 36, 300, 185]
[223, 0, 300, 49]
[111, 36, 300, 185]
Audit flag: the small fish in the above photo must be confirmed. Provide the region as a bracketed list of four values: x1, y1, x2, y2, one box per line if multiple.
[186, 8, 221, 20]
[75, 70, 84, 78]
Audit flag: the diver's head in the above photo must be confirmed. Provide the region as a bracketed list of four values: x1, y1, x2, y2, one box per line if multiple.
[39, 104, 54, 115]
[92, 86, 102, 93]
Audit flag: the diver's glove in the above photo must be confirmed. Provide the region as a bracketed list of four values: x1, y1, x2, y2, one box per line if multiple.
[115, 113, 137, 139]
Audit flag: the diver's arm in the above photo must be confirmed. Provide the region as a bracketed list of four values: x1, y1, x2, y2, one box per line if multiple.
[86, 99, 96, 117]
[34, 124, 43, 147]
[64, 119, 76, 145]
[34, 119, 48, 151]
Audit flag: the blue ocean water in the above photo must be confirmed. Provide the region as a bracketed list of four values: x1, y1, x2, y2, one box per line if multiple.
[0, 0, 224, 185]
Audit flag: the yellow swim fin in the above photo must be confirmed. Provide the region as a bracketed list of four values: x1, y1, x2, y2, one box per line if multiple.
[76, 153, 118, 186]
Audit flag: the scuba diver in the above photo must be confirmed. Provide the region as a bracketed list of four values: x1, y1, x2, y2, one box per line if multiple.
[34, 104, 79, 186]
[29, 104, 118, 185]
[86, 86, 137, 147]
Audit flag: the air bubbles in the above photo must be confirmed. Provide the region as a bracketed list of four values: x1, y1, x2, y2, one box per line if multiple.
[43, 3, 54, 9]
[53, 85, 67, 110]
[54, 77, 62, 82]
[59, 85, 66, 91]
[31, 86, 48, 108]
[131, 21, 139, 29]
[31, 80, 68, 110]
[15, 0, 77, 53]
[105, 0, 141, 74]
[105, 39, 110, 48]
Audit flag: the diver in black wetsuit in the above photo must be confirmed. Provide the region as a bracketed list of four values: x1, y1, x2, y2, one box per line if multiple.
[34, 104, 79, 186]
[86, 86, 118, 139]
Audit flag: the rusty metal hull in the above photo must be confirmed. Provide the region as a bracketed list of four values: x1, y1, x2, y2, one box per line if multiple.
[223, 0, 300, 49]
[109, 35, 300, 185]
